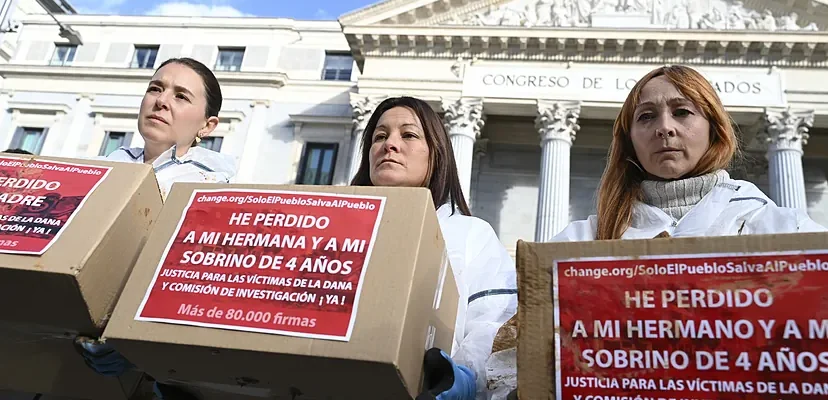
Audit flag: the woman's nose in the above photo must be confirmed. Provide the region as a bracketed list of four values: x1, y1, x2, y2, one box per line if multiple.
[383, 135, 401, 152]
[155, 92, 170, 110]
[655, 128, 675, 138]
[654, 117, 676, 138]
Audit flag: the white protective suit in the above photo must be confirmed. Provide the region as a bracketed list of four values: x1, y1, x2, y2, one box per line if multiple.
[436, 204, 518, 400]
[105, 145, 237, 200]
[484, 173, 826, 399]
[555, 175, 826, 240]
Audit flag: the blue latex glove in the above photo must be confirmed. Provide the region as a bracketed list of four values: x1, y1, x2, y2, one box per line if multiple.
[75, 336, 133, 377]
[416, 348, 476, 400]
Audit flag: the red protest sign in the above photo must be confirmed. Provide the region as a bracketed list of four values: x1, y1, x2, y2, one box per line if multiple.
[0, 156, 111, 255]
[554, 252, 828, 399]
[136, 189, 386, 341]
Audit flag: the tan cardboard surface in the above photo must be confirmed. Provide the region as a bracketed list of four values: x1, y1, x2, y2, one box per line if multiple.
[0, 155, 162, 334]
[105, 183, 459, 399]
[0, 155, 162, 399]
[516, 232, 828, 400]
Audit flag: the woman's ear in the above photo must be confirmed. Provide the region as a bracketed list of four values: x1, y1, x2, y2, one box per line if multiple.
[198, 116, 220, 137]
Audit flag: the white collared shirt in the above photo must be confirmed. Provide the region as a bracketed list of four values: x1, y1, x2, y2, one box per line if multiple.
[105, 145, 237, 200]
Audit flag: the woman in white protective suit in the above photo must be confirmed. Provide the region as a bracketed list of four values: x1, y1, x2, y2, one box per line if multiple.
[73, 57, 236, 400]
[350, 96, 518, 400]
[557, 64, 825, 240]
[103, 57, 236, 199]
[486, 64, 826, 399]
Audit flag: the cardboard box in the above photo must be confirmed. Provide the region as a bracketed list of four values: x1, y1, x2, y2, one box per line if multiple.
[515, 233, 828, 400]
[0, 155, 163, 399]
[104, 184, 460, 399]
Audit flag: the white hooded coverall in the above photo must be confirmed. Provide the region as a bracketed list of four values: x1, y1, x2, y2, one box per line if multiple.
[436, 204, 518, 400]
[555, 176, 826, 240]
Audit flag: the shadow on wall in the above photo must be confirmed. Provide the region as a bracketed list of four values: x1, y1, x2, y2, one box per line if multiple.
[804, 157, 828, 226]
[569, 147, 607, 224]
[469, 144, 608, 246]
[470, 142, 541, 251]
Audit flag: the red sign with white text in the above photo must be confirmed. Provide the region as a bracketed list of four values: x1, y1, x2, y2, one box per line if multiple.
[554, 252, 828, 400]
[136, 189, 386, 341]
[0, 156, 111, 255]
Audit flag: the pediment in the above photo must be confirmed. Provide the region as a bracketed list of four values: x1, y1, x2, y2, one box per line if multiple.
[340, 0, 827, 31]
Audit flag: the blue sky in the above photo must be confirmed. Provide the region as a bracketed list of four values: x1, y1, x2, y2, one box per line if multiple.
[69, 0, 379, 19]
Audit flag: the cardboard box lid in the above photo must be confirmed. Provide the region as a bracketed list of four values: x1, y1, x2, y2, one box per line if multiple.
[516, 232, 828, 400]
[0, 155, 162, 335]
[105, 183, 459, 398]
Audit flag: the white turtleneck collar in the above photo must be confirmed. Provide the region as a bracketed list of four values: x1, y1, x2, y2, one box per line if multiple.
[640, 170, 730, 221]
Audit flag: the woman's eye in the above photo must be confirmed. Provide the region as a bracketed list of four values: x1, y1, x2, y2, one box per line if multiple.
[176, 94, 190, 101]
[147, 86, 161, 93]
[674, 108, 691, 117]
[403, 132, 418, 138]
[372, 134, 386, 142]
[636, 113, 653, 122]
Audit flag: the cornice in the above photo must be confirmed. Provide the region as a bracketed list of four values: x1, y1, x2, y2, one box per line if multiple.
[7, 101, 71, 114]
[88, 105, 247, 122]
[0, 65, 288, 88]
[288, 114, 352, 125]
[344, 26, 828, 67]
[340, 0, 828, 27]
[21, 14, 342, 32]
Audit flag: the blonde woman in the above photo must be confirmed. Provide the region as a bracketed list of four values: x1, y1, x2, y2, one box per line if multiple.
[558, 65, 824, 240]
[487, 65, 825, 399]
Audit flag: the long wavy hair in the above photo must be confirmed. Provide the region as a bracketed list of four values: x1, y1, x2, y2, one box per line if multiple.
[350, 96, 471, 216]
[596, 65, 740, 240]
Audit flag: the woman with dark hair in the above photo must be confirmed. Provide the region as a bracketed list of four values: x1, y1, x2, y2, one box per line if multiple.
[104, 57, 236, 200]
[77, 57, 236, 400]
[351, 96, 518, 400]
[2, 58, 232, 400]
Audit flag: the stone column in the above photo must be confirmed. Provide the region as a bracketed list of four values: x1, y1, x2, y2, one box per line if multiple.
[441, 97, 485, 203]
[758, 108, 815, 210]
[347, 94, 386, 182]
[236, 100, 270, 183]
[60, 93, 94, 157]
[534, 100, 581, 242]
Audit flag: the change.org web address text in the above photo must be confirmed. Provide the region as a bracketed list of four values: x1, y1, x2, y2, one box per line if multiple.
[196, 194, 377, 210]
[563, 258, 828, 280]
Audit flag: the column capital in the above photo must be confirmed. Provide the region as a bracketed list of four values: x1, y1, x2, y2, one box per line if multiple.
[441, 97, 485, 140]
[535, 100, 581, 145]
[758, 108, 814, 153]
[350, 94, 387, 133]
